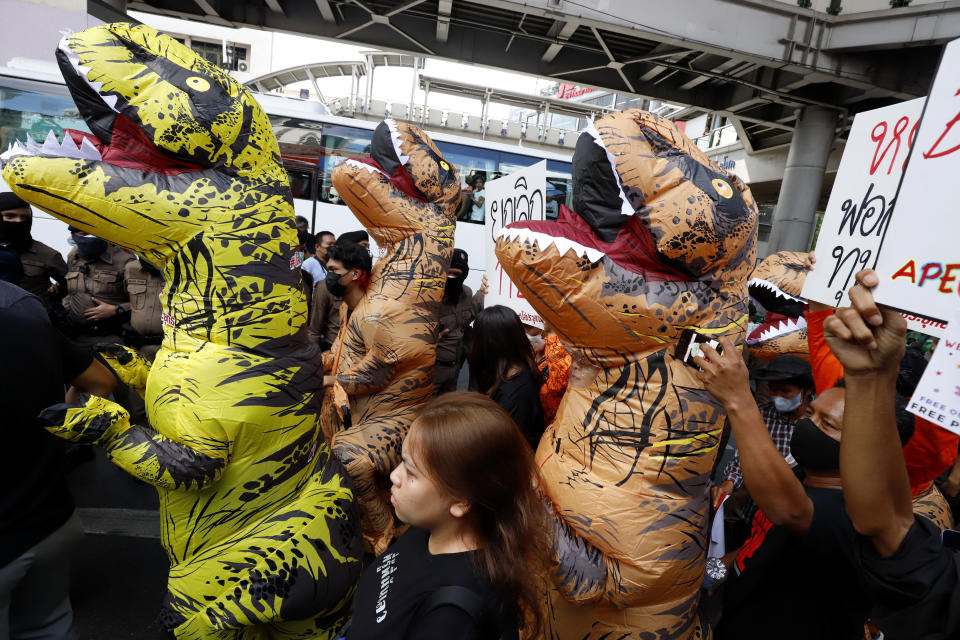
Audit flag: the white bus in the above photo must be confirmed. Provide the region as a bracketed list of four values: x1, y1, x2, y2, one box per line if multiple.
[1, 71, 575, 294]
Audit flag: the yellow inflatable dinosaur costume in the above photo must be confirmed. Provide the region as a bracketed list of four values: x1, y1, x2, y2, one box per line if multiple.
[495, 111, 757, 639]
[1, 23, 362, 640]
[321, 119, 460, 555]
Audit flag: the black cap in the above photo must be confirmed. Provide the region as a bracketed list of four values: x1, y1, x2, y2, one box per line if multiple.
[337, 230, 369, 246]
[0, 192, 30, 212]
[450, 248, 469, 275]
[752, 355, 813, 384]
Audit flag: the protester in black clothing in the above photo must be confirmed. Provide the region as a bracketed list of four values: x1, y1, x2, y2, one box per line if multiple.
[0, 281, 116, 639]
[346, 392, 551, 639]
[826, 269, 960, 640]
[693, 335, 914, 640]
[467, 305, 544, 448]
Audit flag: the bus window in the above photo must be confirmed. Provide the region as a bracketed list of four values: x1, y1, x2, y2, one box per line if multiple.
[318, 124, 373, 205]
[546, 160, 573, 221]
[0, 82, 88, 151]
[434, 140, 497, 225]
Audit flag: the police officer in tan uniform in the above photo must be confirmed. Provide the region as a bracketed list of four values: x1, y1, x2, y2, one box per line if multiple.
[62, 227, 134, 348]
[0, 192, 67, 312]
[434, 249, 487, 395]
[123, 257, 164, 361]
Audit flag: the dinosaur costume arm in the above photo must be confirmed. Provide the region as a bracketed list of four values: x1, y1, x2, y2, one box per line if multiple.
[336, 324, 399, 396]
[40, 395, 228, 490]
[97, 343, 152, 398]
[548, 503, 618, 604]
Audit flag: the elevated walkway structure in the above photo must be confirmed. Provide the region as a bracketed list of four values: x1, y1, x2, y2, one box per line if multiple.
[128, 0, 960, 252]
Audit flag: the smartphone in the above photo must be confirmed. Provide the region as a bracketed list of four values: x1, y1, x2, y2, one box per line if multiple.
[676, 329, 723, 367]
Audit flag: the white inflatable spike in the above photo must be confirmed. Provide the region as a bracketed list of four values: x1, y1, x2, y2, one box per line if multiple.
[59, 132, 81, 158]
[42, 130, 61, 154]
[78, 136, 102, 161]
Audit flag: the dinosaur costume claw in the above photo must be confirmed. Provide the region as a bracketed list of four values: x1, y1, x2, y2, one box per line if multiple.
[2, 23, 360, 639]
[496, 110, 756, 639]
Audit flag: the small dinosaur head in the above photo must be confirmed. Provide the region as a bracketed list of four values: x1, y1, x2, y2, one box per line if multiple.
[746, 251, 811, 361]
[495, 110, 757, 367]
[1, 22, 288, 263]
[331, 119, 460, 246]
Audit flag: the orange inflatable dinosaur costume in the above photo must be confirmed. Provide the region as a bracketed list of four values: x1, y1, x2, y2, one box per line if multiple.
[321, 119, 459, 554]
[746, 251, 810, 361]
[495, 110, 757, 639]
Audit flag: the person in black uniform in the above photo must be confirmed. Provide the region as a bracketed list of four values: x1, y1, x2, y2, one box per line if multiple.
[0, 280, 116, 639]
[345, 392, 551, 640]
[0, 192, 67, 313]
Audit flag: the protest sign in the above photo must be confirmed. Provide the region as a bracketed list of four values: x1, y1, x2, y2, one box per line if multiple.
[907, 312, 960, 435]
[802, 98, 924, 307]
[873, 37, 960, 326]
[484, 161, 547, 328]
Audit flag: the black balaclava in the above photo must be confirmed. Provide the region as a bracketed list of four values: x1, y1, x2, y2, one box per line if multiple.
[0, 192, 33, 252]
[443, 248, 470, 304]
[790, 418, 840, 470]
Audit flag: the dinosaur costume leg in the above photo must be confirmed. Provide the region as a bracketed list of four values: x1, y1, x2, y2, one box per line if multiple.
[1, 23, 362, 638]
[496, 110, 757, 638]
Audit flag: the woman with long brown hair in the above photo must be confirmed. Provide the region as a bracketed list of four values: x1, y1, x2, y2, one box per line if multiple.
[344, 392, 551, 640]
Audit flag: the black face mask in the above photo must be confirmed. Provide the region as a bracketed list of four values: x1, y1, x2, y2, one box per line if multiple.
[0, 219, 31, 251]
[325, 271, 347, 297]
[443, 274, 466, 304]
[73, 234, 107, 258]
[790, 418, 840, 470]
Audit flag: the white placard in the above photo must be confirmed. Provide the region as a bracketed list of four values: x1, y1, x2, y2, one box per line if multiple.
[907, 312, 960, 434]
[802, 98, 924, 307]
[484, 161, 547, 328]
[874, 37, 960, 326]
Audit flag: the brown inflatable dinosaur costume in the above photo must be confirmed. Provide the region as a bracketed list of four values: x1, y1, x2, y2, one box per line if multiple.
[321, 119, 459, 555]
[495, 110, 757, 639]
[746, 251, 811, 361]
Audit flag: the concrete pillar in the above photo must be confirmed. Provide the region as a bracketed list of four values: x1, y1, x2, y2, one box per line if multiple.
[767, 105, 838, 253]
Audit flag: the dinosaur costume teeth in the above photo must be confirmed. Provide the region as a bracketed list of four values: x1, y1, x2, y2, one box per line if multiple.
[322, 119, 459, 555]
[1, 23, 362, 639]
[746, 251, 812, 361]
[496, 109, 757, 640]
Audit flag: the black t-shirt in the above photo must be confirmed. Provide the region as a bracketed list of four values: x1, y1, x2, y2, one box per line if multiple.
[491, 368, 544, 448]
[347, 527, 505, 640]
[0, 282, 92, 567]
[857, 514, 960, 640]
[717, 486, 869, 640]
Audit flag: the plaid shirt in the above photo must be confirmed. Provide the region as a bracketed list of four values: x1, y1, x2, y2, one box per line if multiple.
[723, 402, 796, 489]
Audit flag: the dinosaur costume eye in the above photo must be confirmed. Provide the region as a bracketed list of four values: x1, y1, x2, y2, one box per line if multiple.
[712, 178, 733, 199]
[187, 77, 210, 92]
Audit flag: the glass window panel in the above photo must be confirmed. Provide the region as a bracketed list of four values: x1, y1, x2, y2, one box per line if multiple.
[0, 81, 89, 151]
[318, 124, 373, 205]
[435, 140, 498, 224]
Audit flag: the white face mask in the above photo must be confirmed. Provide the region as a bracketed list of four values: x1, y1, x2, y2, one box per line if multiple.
[773, 392, 802, 413]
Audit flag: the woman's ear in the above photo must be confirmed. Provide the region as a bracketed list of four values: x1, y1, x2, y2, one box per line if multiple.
[449, 500, 471, 519]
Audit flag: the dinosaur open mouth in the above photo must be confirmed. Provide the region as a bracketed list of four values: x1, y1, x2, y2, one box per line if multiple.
[0, 35, 204, 175]
[746, 312, 807, 344]
[499, 204, 689, 281]
[748, 277, 805, 317]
